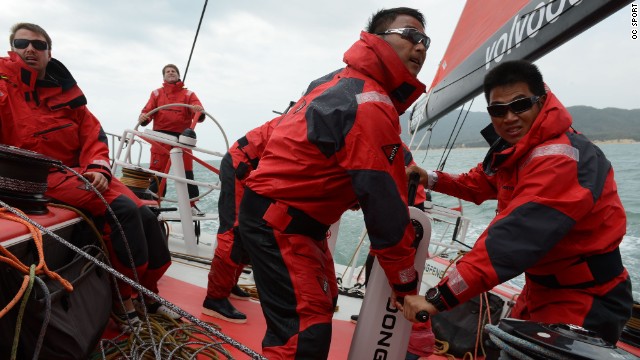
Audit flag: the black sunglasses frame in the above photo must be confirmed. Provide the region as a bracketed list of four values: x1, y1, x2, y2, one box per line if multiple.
[376, 28, 431, 50]
[487, 96, 541, 117]
[12, 39, 49, 51]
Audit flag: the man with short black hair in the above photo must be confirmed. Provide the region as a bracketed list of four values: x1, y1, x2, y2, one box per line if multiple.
[402, 60, 633, 345]
[237, 7, 429, 359]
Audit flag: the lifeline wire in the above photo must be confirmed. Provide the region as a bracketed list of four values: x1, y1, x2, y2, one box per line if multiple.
[0, 197, 265, 359]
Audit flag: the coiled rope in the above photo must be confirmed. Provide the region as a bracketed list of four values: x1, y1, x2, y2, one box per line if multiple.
[0, 166, 267, 359]
[96, 314, 230, 359]
[119, 167, 158, 193]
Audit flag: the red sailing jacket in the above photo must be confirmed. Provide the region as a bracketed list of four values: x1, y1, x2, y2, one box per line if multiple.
[432, 91, 627, 308]
[0, 52, 112, 181]
[140, 81, 202, 133]
[230, 115, 282, 181]
[244, 31, 426, 292]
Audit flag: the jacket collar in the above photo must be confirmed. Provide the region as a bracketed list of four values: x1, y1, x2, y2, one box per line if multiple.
[162, 80, 185, 93]
[5, 52, 38, 90]
[3, 52, 86, 109]
[343, 31, 426, 115]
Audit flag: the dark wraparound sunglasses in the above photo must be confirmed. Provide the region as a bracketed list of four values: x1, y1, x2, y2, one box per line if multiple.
[487, 96, 541, 117]
[376, 28, 431, 50]
[12, 39, 49, 51]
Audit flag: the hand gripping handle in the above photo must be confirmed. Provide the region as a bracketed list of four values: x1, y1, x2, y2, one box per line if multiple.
[408, 171, 420, 206]
[416, 310, 430, 322]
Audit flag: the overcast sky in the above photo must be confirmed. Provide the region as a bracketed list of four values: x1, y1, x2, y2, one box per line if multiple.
[3, 1, 638, 156]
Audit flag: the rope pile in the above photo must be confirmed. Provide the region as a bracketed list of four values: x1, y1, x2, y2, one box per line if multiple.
[120, 168, 157, 191]
[95, 314, 231, 359]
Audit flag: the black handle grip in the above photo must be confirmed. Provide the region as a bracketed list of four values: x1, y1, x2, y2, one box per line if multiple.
[408, 171, 420, 206]
[416, 310, 430, 322]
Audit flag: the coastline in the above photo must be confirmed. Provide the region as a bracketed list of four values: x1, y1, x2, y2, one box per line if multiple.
[592, 139, 639, 145]
[421, 139, 639, 151]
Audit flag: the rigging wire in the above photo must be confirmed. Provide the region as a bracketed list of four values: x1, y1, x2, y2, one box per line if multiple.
[183, 0, 208, 82]
[436, 98, 474, 171]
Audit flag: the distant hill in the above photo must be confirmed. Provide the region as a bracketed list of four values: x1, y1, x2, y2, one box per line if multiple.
[401, 106, 640, 149]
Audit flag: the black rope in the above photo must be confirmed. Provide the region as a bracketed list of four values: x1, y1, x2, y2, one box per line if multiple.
[436, 98, 474, 171]
[183, 0, 208, 82]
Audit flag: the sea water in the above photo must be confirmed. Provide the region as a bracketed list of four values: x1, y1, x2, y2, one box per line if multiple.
[186, 142, 639, 300]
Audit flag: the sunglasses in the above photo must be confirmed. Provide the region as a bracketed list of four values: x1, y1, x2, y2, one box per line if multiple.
[376, 28, 431, 50]
[12, 39, 49, 51]
[487, 96, 541, 117]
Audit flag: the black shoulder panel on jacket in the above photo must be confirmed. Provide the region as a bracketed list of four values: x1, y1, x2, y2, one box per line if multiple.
[306, 77, 364, 158]
[486, 201, 575, 283]
[304, 68, 343, 96]
[49, 95, 88, 110]
[98, 127, 109, 147]
[402, 146, 413, 166]
[348, 169, 409, 250]
[567, 132, 611, 203]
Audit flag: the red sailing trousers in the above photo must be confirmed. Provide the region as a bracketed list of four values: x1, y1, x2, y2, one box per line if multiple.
[238, 188, 338, 359]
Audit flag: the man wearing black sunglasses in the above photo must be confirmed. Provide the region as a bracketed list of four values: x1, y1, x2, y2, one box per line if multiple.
[1, 23, 180, 327]
[402, 60, 632, 345]
[236, 7, 427, 359]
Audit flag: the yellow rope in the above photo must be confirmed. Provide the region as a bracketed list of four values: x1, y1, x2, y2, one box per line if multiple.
[626, 303, 640, 330]
[11, 265, 36, 360]
[433, 339, 456, 359]
[440, 251, 466, 279]
[120, 168, 157, 191]
[432, 251, 488, 360]
[237, 284, 259, 301]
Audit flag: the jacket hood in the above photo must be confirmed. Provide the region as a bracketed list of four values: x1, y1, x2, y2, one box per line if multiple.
[343, 31, 426, 114]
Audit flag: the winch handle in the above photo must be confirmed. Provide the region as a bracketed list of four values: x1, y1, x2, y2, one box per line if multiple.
[408, 171, 420, 206]
[416, 310, 430, 322]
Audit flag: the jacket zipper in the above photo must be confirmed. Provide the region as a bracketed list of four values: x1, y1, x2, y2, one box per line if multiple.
[33, 123, 73, 138]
